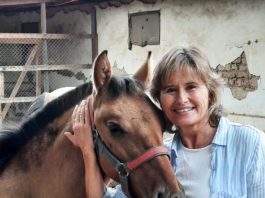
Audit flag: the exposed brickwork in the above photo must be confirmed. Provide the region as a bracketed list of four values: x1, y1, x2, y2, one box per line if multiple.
[215, 52, 260, 100]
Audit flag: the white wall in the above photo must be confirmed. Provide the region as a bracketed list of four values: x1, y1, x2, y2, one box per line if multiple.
[1, 0, 264, 130]
[47, 10, 93, 89]
[95, 0, 265, 131]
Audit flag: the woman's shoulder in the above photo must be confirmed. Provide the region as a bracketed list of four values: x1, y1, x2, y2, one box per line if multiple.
[218, 117, 265, 148]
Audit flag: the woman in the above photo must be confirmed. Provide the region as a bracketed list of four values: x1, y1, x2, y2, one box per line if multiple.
[66, 46, 265, 198]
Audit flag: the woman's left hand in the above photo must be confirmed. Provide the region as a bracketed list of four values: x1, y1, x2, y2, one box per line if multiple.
[64, 96, 94, 153]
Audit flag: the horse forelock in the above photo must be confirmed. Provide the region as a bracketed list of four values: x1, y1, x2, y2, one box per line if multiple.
[94, 75, 145, 107]
[0, 82, 93, 174]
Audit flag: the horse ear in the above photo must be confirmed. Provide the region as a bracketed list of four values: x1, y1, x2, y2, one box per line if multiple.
[133, 51, 152, 87]
[93, 50, 112, 90]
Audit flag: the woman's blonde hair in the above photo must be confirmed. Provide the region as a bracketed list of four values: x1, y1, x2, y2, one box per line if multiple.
[150, 46, 225, 127]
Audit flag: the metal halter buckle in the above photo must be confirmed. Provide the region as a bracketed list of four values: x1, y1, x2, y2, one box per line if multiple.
[117, 163, 130, 177]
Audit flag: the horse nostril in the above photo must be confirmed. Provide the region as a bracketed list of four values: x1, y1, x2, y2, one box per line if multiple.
[173, 191, 186, 198]
[157, 192, 164, 198]
[157, 192, 183, 198]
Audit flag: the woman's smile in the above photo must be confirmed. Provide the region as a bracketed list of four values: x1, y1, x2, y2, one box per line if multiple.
[160, 68, 210, 131]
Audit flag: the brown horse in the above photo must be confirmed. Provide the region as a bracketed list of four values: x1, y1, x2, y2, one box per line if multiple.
[0, 51, 185, 198]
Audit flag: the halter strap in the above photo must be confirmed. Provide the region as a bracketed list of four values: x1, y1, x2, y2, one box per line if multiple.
[127, 146, 169, 170]
[93, 128, 170, 197]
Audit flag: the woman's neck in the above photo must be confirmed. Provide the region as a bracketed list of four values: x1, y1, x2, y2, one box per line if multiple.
[178, 122, 217, 149]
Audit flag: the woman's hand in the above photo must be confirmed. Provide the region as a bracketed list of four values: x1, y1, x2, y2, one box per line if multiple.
[64, 96, 94, 153]
[65, 96, 106, 197]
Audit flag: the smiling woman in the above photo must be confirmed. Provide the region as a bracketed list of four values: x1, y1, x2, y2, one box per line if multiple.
[149, 46, 265, 198]
[67, 46, 265, 198]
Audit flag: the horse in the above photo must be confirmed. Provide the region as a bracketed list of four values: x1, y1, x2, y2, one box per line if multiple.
[0, 50, 185, 198]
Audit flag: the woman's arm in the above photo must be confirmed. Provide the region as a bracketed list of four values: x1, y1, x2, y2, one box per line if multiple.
[64, 97, 105, 198]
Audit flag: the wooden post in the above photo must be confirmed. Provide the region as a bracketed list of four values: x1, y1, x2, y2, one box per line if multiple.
[41, 1, 49, 92]
[91, 6, 98, 61]
[1, 44, 39, 120]
[36, 45, 42, 96]
[0, 72, 4, 124]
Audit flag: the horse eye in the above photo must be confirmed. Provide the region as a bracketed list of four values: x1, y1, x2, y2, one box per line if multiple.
[106, 122, 125, 136]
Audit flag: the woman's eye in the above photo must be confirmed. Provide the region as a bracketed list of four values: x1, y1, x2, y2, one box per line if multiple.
[161, 87, 177, 95]
[186, 84, 197, 91]
[107, 122, 125, 136]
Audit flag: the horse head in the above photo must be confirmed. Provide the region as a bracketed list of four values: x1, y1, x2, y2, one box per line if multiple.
[93, 51, 185, 198]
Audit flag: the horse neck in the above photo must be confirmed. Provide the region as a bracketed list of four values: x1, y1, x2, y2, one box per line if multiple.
[0, 111, 86, 198]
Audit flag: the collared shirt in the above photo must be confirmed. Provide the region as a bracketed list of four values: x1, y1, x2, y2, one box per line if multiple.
[105, 117, 265, 198]
[166, 117, 265, 198]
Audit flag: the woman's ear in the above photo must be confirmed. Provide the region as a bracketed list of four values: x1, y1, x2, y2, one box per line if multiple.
[93, 50, 112, 91]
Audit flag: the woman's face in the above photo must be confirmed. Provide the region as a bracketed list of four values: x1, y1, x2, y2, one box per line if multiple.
[159, 68, 210, 131]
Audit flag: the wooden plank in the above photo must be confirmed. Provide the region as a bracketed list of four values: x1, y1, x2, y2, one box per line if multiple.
[0, 97, 36, 104]
[41, 2, 49, 92]
[35, 48, 41, 96]
[91, 6, 98, 61]
[0, 73, 4, 98]
[0, 39, 38, 44]
[41, 2, 47, 34]
[36, 71, 41, 96]
[1, 44, 38, 120]
[0, 33, 91, 40]
[0, 64, 92, 71]
[0, 72, 4, 124]
[0, 0, 57, 6]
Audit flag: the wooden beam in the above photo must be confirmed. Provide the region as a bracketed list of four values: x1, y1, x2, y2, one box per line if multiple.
[35, 49, 42, 96]
[0, 39, 38, 44]
[0, 64, 92, 71]
[0, 72, 4, 124]
[1, 44, 38, 120]
[41, 1, 50, 92]
[0, 97, 36, 104]
[0, 0, 57, 7]
[0, 33, 91, 40]
[91, 6, 98, 61]
[41, 2, 47, 34]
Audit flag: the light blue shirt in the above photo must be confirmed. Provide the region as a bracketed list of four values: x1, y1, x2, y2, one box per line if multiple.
[105, 117, 265, 198]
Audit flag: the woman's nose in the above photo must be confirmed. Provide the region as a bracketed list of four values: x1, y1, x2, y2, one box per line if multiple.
[175, 89, 188, 104]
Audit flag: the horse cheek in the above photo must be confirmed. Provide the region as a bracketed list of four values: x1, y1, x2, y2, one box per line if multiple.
[99, 155, 119, 182]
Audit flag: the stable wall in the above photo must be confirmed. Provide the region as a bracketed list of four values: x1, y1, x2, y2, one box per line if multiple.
[0, 0, 264, 130]
[95, 0, 265, 131]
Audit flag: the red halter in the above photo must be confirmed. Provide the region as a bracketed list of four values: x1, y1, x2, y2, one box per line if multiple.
[93, 129, 170, 198]
[127, 146, 170, 170]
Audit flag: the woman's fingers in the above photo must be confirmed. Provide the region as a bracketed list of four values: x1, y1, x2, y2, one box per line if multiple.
[64, 131, 76, 146]
[72, 100, 87, 125]
[72, 104, 78, 122]
[87, 96, 94, 128]
[66, 97, 94, 150]
[85, 99, 89, 125]
[79, 100, 85, 124]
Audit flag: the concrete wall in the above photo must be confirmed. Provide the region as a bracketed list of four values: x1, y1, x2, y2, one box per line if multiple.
[95, 0, 265, 131]
[0, 0, 264, 130]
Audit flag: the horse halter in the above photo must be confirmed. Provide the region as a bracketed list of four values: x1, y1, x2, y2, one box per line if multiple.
[93, 128, 170, 197]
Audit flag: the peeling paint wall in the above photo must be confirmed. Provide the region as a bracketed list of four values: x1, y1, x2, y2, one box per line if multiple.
[215, 52, 260, 100]
[95, 0, 265, 131]
[0, 0, 265, 130]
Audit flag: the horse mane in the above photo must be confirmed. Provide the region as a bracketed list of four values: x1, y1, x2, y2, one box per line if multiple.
[0, 82, 93, 173]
